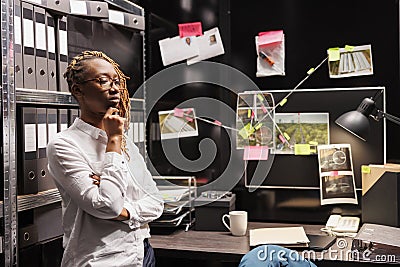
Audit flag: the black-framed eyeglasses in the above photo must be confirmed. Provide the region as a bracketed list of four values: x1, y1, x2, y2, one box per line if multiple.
[76, 76, 122, 90]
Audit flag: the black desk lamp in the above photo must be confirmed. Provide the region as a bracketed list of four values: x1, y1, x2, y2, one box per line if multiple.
[335, 94, 400, 141]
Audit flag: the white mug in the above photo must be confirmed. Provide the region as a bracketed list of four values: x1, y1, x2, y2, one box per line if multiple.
[222, 211, 248, 236]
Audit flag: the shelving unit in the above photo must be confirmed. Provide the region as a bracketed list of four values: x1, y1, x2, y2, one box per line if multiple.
[152, 176, 197, 232]
[1, 0, 146, 265]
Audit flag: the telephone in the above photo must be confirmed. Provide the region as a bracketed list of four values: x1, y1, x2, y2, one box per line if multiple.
[325, 215, 360, 233]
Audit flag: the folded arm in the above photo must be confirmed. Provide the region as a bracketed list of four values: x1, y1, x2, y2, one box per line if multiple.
[47, 137, 128, 219]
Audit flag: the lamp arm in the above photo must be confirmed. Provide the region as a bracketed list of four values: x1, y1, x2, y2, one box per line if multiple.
[375, 110, 400, 126]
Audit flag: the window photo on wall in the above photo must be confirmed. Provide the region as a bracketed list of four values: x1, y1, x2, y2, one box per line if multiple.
[318, 144, 358, 205]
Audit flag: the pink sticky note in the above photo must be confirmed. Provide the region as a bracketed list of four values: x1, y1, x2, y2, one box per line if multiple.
[258, 30, 284, 46]
[331, 171, 339, 176]
[243, 146, 269, 161]
[174, 108, 184, 117]
[251, 111, 255, 119]
[214, 120, 222, 126]
[278, 134, 286, 143]
[178, 22, 203, 37]
[261, 105, 268, 114]
[185, 116, 193, 122]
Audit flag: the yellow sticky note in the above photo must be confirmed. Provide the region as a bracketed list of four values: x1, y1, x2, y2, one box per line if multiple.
[238, 123, 255, 139]
[279, 98, 287, 106]
[257, 94, 264, 101]
[310, 148, 317, 154]
[345, 45, 354, 52]
[283, 132, 290, 140]
[255, 123, 263, 130]
[294, 144, 311, 155]
[309, 141, 318, 146]
[328, 47, 340, 62]
[307, 68, 315, 75]
[247, 109, 251, 118]
[361, 165, 371, 174]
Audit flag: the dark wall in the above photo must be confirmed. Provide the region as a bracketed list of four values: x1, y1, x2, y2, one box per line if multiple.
[143, 0, 400, 223]
[229, 0, 400, 161]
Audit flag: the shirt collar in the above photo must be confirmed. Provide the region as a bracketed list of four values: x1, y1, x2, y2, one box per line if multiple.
[72, 117, 108, 140]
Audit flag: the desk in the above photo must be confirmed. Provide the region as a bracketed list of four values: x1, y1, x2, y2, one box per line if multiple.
[151, 222, 395, 266]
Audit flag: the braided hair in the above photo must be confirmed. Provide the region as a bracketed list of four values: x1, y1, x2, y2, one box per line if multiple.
[64, 50, 131, 158]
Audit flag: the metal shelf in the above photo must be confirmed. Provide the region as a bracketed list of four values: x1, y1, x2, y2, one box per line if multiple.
[16, 88, 78, 106]
[17, 189, 61, 213]
[103, 0, 144, 16]
[0, 189, 61, 218]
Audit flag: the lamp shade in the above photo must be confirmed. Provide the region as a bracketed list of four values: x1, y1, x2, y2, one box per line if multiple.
[335, 110, 370, 141]
[335, 97, 376, 141]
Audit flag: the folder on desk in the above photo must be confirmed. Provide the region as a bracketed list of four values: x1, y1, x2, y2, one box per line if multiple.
[34, 6, 48, 90]
[249, 227, 310, 248]
[14, 0, 24, 88]
[17, 107, 38, 195]
[46, 12, 57, 91]
[47, 108, 58, 143]
[22, 2, 36, 89]
[58, 109, 68, 132]
[58, 16, 69, 92]
[69, 0, 109, 18]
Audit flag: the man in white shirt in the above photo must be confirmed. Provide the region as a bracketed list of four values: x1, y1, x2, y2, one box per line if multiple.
[47, 51, 163, 267]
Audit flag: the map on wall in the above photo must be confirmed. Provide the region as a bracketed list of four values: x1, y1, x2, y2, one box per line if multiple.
[236, 92, 276, 150]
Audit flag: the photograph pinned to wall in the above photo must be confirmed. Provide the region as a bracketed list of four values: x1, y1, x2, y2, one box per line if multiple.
[159, 35, 199, 66]
[255, 30, 285, 77]
[318, 144, 358, 205]
[187, 27, 225, 65]
[158, 108, 198, 140]
[274, 113, 329, 155]
[236, 92, 275, 149]
[327, 44, 373, 78]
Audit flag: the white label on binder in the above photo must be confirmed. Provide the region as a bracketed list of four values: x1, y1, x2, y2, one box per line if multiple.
[37, 123, 47, 148]
[14, 16, 22, 45]
[35, 23, 46, 50]
[48, 123, 57, 143]
[59, 30, 68, 56]
[139, 122, 145, 142]
[47, 26, 55, 53]
[133, 123, 139, 142]
[23, 19, 35, 48]
[128, 122, 134, 141]
[24, 124, 36, 152]
[70, 1, 88, 15]
[61, 123, 68, 132]
[108, 10, 124, 25]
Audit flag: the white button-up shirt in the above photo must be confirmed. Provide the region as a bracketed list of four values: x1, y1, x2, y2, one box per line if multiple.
[47, 118, 164, 267]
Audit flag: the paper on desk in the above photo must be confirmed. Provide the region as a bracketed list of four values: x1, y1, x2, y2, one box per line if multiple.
[159, 36, 199, 66]
[159, 188, 190, 202]
[187, 27, 225, 65]
[249, 227, 310, 247]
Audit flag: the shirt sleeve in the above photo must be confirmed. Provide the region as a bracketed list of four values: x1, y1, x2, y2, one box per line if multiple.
[47, 137, 127, 219]
[122, 142, 164, 229]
